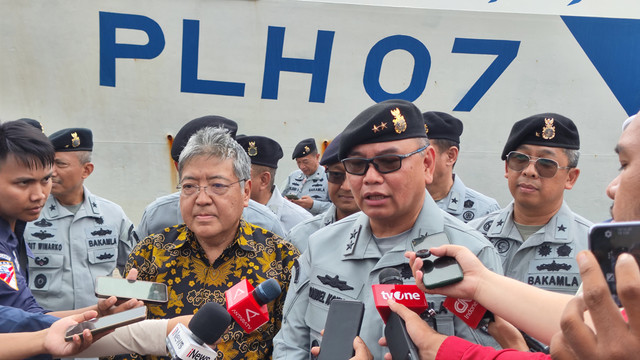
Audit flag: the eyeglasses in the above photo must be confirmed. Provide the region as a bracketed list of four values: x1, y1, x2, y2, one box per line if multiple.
[341, 145, 427, 175]
[177, 179, 247, 196]
[506, 151, 571, 178]
[326, 170, 346, 184]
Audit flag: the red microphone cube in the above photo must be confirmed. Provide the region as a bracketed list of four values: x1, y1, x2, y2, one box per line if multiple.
[225, 279, 269, 332]
[372, 284, 429, 323]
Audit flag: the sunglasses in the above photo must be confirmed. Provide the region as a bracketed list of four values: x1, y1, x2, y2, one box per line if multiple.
[326, 170, 346, 184]
[341, 145, 427, 175]
[506, 151, 571, 178]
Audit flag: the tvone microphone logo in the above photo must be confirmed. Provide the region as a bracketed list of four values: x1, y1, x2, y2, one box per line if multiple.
[380, 290, 421, 301]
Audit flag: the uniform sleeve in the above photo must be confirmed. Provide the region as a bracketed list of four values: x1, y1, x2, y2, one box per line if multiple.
[272, 251, 313, 360]
[436, 336, 551, 360]
[134, 208, 152, 240]
[117, 212, 138, 274]
[309, 200, 332, 216]
[0, 305, 58, 333]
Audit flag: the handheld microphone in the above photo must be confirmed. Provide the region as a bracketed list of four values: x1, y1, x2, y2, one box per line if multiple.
[376, 268, 422, 360]
[443, 297, 492, 329]
[166, 302, 232, 360]
[225, 278, 281, 332]
[372, 268, 429, 323]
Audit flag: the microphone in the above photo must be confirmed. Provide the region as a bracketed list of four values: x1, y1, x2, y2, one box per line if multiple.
[372, 268, 429, 323]
[166, 302, 232, 360]
[443, 297, 493, 329]
[225, 278, 282, 332]
[376, 268, 424, 360]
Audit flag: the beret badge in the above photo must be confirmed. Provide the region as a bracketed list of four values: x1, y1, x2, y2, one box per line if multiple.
[247, 141, 258, 156]
[70, 132, 81, 148]
[304, 146, 310, 154]
[541, 118, 556, 140]
[391, 108, 407, 134]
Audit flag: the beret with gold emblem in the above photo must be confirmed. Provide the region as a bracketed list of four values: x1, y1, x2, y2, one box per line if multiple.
[237, 135, 283, 169]
[292, 138, 317, 159]
[501, 113, 580, 160]
[422, 111, 463, 144]
[17, 118, 45, 133]
[49, 128, 93, 152]
[319, 132, 342, 166]
[171, 115, 238, 161]
[339, 99, 426, 160]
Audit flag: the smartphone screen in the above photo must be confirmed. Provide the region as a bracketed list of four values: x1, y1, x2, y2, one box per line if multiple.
[411, 232, 463, 289]
[317, 300, 365, 360]
[95, 276, 168, 303]
[589, 221, 640, 306]
[64, 306, 147, 341]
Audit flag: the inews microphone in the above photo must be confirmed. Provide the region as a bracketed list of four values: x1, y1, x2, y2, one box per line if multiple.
[166, 302, 232, 360]
[443, 297, 493, 329]
[377, 268, 421, 360]
[225, 278, 282, 332]
[372, 268, 430, 323]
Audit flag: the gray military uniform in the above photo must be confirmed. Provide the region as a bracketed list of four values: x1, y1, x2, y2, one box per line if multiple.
[285, 204, 341, 253]
[282, 167, 331, 216]
[267, 186, 313, 232]
[136, 192, 286, 239]
[273, 192, 503, 360]
[469, 201, 591, 295]
[435, 175, 500, 223]
[25, 187, 136, 310]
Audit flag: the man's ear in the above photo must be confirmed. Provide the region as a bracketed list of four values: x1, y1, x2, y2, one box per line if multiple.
[82, 162, 94, 179]
[445, 146, 459, 167]
[260, 171, 272, 190]
[565, 168, 580, 190]
[423, 146, 437, 185]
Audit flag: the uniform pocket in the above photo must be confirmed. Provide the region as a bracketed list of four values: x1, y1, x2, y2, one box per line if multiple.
[28, 254, 64, 292]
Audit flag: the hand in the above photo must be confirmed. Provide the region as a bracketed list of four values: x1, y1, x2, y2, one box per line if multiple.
[126, 268, 139, 281]
[550, 251, 640, 360]
[310, 332, 372, 360]
[487, 316, 528, 351]
[405, 245, 489, 299]
[291, 196, 314, 210]
[379, 299, 447, 360]
[97, 296, 144, 317]
[44, 310, 110, 356]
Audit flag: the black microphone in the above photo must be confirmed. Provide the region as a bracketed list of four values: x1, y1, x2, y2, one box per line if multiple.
[166, 302, 232, 360]
[252, 278, 282, 306]
[380, 268, 420, 360]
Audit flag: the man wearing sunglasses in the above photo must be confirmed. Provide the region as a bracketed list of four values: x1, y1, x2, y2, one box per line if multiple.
[273, 100, 503, 360]
[423, 112, 500, 223]
[236, 135, 311, 232]
[468, 114, 591, 295]
[285, 132, 360, 253]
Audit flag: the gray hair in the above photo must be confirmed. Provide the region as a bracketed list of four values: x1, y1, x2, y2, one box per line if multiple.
[563, 149, 580, 168]
[178, 127, 251, 187]
[77, 151, 92, 164]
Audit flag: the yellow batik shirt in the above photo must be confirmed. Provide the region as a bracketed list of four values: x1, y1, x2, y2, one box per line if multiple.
[113, 219, 299, 360]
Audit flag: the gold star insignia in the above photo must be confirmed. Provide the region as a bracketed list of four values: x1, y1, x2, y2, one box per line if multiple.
[372, 124, 380, 133]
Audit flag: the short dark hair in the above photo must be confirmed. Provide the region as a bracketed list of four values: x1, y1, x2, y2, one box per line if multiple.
[0, 120, 55, 170]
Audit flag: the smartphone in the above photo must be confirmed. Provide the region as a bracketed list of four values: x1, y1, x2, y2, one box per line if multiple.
[411, 232, 464, 289]
[317, 300, 365, 360]
[385, 311, 419, 360]
[589, 221, 640, 306]
[285, 194, 299, 200]
[95, 276, 168, 303]
[64, 306, 147, 341]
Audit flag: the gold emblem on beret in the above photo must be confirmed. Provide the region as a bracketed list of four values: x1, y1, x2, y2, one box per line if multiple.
[70, 132, 81, 148]
[390, 108, 407, 134]
[247, 141, 258, 156]
[372, 124, 380, 133]
[304, 146, 310, 154]
[372, 122, 388, 133]
[425, 124, 429, 134]
[542, 118, 556, 140]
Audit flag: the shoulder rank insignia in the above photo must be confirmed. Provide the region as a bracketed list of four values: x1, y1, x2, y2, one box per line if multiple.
[541, 118, 556, 140]
[248, 141, 258, 156]
[71, 132, 81, 148]
[317, 274, 354, 291]
[390, 108, 407, 134]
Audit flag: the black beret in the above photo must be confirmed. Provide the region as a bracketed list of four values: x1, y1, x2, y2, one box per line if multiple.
[319, 133, 342, 166]
[422, 112, 463, 144]
[339, 99, 426, 160]
[17, 118, 44, 133]
[237, 135, 283, 169]
[49, 128, 93, 152]
[171, 116, 238, 161]
[501, 113, 580, 160]
[292, 138, 317, 159]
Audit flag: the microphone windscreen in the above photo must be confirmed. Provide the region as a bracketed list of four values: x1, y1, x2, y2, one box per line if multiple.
[379, 268, 403, 285]
[189, 302, 232, 344]
[253, 278, 282, 306]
